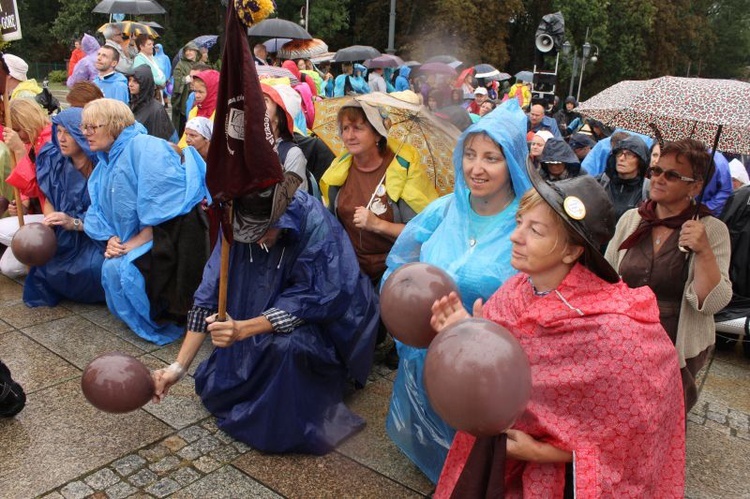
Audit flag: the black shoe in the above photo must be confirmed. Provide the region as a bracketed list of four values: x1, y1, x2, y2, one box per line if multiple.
[0, 361, 26, 417]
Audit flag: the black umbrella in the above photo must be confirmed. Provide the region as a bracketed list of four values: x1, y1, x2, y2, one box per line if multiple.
[92, 0, 165, 15]
[332, 45, 381, 63]
[246, 18, 312, 40]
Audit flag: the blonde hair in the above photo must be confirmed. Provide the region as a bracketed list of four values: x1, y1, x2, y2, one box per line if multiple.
[517, 189, 586, 255]
[9, 98, 50, 145]
[82, 98, 135, 138]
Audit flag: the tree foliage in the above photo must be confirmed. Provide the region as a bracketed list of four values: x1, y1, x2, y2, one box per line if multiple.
[4, 0, 748, 94]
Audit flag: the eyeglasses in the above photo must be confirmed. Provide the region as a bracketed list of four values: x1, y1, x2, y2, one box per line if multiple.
[80, 124, 106, 135]
[616, 149, 637, 159]
[646, 166, 696, 183]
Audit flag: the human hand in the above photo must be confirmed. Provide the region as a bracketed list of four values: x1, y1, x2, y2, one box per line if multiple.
[151, 367, 182, 403]
[206, 313, 242, 348]
[43, 212, 74, 230]
[105, 236, 127, 258]
[353, 206, 381, 232]
[679, 219, 711, 255]
[430, 292, 482, 332]
[506, 429, 573, 464]
[2, 128, 26, 158]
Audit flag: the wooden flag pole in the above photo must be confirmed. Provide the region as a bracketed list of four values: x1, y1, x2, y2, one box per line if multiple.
[216, 204, 232, 322]
[3, 81, 24, 228]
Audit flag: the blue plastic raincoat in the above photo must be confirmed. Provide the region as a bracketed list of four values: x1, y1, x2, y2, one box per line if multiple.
[383, 100, 532, 483]
[192, 192, 379, 454]
[84, 123, 208, 345]
[24, 108, 106, 307]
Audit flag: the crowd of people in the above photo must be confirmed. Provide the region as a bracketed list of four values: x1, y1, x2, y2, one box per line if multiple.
[0, 22, 749, 496]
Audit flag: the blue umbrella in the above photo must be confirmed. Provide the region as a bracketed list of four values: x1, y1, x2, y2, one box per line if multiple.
[192, 34, 218, 50]
[263, 37, 292, 53]
[515, 71, 533, 83]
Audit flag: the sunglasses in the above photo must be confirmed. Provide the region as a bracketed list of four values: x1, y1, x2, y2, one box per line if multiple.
[646, 166, 696, 183]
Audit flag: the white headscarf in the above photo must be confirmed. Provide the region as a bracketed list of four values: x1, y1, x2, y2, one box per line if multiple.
[184, 117, 213, 140]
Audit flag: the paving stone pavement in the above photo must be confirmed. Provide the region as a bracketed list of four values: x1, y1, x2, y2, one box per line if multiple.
[0, 273, 748, 498]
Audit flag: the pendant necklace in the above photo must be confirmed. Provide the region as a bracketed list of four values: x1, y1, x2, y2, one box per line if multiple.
[468, 192, 513, 248]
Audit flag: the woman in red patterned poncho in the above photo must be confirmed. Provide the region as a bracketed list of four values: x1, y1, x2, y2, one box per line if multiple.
[431, 172, 685, 498]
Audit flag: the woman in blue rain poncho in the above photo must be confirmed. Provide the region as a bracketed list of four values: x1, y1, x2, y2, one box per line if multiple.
[82, 99, 209, 345]
[23, 107, 106, 307]
[152, 173, 380, 455]
[383, 100, 532, 483]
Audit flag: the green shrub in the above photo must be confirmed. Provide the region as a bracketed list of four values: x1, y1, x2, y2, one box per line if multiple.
[47, 70, 68, 84]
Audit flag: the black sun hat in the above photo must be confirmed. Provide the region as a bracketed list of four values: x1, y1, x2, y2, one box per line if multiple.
[526, 162, 620, 283]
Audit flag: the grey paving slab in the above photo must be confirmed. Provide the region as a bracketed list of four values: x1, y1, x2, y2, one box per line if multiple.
[0, 316, 14, 334]
[172, 465, 281, 499]
[21, 315, 145, 370]
[685, 420, 750, 498]
[0, 274, 24, 300]
[0, 330, 79, 393]
[338, 378, 434, 494]
[80, 306, 163, 353]
[698, 358, 750, 414]
[0, 298, 73, 329]
[0, 379, 171, 499]
[233, 449, 427, 498]
[139, 355, 210, 429]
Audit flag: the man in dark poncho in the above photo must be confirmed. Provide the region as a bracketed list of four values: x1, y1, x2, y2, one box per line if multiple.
[152, 173, 380, 454]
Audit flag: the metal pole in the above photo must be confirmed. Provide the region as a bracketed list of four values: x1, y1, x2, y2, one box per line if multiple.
[386, 0, 396, 54]
[568, 51, 577, 97]
[305, 0, 309, 31]
[576, 56, 586, 103]
[576, 28, 590, 102]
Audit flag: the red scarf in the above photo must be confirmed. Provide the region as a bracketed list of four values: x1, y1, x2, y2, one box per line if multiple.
[618, 199, 713, 250]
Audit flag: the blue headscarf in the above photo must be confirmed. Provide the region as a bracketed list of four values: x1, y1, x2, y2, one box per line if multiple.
[34, 107, 97, 218]
[50, 107, 96, 162]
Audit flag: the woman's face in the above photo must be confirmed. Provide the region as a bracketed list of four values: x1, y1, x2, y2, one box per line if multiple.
[615, 149, 640, 179]
[56, 125, 82, 158]
[529, 137, 546, 158]
[427, 97, 438, 111]
[128, 77, 140, 95]
[296, 59, 305, 71]
[510, 203, 578, 276]
[141, 39, 154, 56]
[479, 101, 494, 117]
[192, 79, 208, 106]
[648, 152, 701, 208]
[82, 120, 115, 152]
[462, 134, 510, 206]
[340, 115, 380, 157]
[545, 162, 565, 176]
[184, 48, 198, 61]
[650, 143, 661, 168]
[185, 129, 209, 155]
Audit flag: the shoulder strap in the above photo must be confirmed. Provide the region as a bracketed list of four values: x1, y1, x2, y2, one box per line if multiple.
[276, 140, 294, 165]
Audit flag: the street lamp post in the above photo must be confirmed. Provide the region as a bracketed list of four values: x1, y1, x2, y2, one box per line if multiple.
[299, 0, 310, 31]
[561, 28, 600, 102]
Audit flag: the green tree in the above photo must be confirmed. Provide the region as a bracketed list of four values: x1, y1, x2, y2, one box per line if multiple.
[702, 0, 750, 78]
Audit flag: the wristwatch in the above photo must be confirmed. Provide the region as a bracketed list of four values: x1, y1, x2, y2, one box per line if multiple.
[73, 218, 81, 231]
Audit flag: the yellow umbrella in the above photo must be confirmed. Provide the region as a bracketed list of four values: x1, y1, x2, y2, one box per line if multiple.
[98, 21, 159, 38]
[313, 92, 460, 196]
